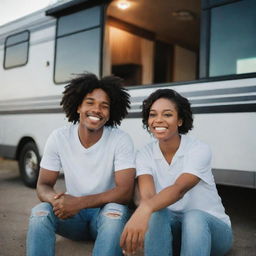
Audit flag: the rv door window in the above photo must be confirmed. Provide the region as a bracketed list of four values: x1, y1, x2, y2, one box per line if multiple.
[209, 0, 256, 77]
[54, 6, 102, 84]
[4, 31, 29, 69]
[104, 0, 200, 86]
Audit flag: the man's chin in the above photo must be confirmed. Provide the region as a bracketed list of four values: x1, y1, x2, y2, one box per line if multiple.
[86, 126, 104, 133]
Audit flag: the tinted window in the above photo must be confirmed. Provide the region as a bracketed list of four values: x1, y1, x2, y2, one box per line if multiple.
[6, 32, 29, 46]
[209, 0, 256, 76]
[4, 31, 29, 69]
[55, 29, 101, 83]
[54, 6, 102, 83]
[58, 7, 100, 36]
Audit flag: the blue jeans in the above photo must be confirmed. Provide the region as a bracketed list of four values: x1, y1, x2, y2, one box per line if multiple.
[26, 202, 130, 256]
[144, 209, 233, 256]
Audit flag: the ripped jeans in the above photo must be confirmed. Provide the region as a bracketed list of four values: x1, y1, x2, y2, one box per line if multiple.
[26, 202, 130, 256]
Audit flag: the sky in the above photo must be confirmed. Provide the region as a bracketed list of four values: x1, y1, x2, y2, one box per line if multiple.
[0, 0, 57, 26]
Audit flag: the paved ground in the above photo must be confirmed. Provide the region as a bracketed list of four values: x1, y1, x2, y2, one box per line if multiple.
[0, 158, 255, 256]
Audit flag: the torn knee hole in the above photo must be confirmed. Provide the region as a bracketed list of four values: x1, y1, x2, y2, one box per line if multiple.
[106, 213, 121, 217]
[34, 211, 49, 217]
[104, 210, 123, 219]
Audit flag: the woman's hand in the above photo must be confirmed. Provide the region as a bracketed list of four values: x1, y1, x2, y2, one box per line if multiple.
[120, 202, 152, 255]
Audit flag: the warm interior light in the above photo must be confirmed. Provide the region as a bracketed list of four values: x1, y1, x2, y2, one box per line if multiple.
[117, 0, 131, 10]
[172, 10, 195, 21]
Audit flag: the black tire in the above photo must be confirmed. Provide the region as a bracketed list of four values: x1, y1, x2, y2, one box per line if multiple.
[19, 142, 40, 188]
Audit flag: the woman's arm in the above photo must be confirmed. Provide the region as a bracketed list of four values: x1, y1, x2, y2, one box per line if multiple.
[133, 174, 156, 206]
[138, 174, 156, 201]
[120, 173, 200, 254]
[145, 173, 199, 212]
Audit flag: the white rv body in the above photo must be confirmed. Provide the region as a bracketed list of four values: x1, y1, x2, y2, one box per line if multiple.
[0, 0, 255, 188]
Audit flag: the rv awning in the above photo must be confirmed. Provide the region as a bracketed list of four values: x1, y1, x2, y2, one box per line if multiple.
[46, 0, 110, 17]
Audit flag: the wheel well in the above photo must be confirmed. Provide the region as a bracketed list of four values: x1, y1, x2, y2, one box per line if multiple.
[15, 137, 37, 161]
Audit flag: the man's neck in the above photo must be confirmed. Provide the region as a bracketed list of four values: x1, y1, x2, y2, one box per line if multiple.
[78, 125, 104, 149]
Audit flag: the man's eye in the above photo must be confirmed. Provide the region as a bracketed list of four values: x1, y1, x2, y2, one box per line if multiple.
[102, 105, 110, 109]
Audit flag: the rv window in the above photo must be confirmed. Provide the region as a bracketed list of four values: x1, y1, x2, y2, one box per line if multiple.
[209, 0, 256, 76]
[54, 6, 101, 84]
[104, 0, 200, 86]
[4, 31, 29, 69]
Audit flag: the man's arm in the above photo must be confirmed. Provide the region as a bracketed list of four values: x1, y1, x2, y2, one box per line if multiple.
[37, 168, 80, 219]
[54, 168, 135, 219]
[79, 168, 135, 208]
[36, 168, 60, 205]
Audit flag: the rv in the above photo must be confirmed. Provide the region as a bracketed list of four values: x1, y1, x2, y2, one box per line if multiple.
[0, 0, 255, 188]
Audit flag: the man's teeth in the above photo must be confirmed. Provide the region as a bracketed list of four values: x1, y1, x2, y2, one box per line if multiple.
[155, 127, 167, 131]
[88, 116, 100, 121]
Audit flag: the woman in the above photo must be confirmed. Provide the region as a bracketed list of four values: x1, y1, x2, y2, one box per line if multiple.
[120, 89, 232, 256]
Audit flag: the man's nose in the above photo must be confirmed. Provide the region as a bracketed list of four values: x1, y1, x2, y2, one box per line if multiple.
[91, 104, 101, 113]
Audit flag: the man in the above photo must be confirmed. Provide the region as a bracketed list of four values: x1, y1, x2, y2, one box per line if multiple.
[26, 73, 135, 256]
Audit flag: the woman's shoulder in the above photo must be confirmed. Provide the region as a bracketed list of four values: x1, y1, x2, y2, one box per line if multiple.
[184, 134, 211, 152]
[136, 140, 156, 158]
[182, 135, 212, 163]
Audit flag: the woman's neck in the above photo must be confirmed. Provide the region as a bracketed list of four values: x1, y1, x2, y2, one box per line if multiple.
[159, 134, 181, 164]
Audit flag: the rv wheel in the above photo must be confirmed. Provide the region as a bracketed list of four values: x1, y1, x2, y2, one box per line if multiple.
[19, 142, 40, 188]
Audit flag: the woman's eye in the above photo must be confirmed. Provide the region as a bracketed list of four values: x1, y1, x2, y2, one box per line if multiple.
[149, 113, 156, 117]
[164, 113, 172, 117]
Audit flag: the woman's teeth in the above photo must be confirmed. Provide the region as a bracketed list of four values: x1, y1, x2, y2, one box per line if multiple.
[155, 127, 167, 131]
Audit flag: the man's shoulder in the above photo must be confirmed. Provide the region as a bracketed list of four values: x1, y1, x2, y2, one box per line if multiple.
[104, 127, 135, 150]
[50, 124, 76, 139]
[106, 126, 131, 139]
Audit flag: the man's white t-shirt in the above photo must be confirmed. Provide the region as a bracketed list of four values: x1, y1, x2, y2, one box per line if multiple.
[136, 135, 231, 226]
[40, 125, 135, 197]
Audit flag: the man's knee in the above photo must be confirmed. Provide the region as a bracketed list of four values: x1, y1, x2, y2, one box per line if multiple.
[31, 202, 53, 217]
[28, 202, 56, 234]
[100, 203, 129, 220]
[29, 202, 55, 226]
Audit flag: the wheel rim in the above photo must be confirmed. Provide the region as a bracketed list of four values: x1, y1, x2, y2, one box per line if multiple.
[24, 150, 38, 179]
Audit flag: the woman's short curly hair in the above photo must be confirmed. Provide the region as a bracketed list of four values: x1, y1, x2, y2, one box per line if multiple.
[142, 89, 193, 134]
[60, 73, 130, 127]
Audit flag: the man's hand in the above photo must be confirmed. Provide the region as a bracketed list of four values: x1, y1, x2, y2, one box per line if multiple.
[52, 193, 81, 219]
[120, 202, 152, 255]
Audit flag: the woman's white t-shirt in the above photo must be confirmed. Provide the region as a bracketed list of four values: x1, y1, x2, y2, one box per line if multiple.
[136, 135, 231, 226]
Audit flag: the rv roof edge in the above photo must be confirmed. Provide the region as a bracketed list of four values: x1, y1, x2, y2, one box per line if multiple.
[46, 0, 110, 17]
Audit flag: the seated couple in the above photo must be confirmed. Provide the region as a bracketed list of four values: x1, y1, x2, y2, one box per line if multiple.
[26, 73, 232, 256]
